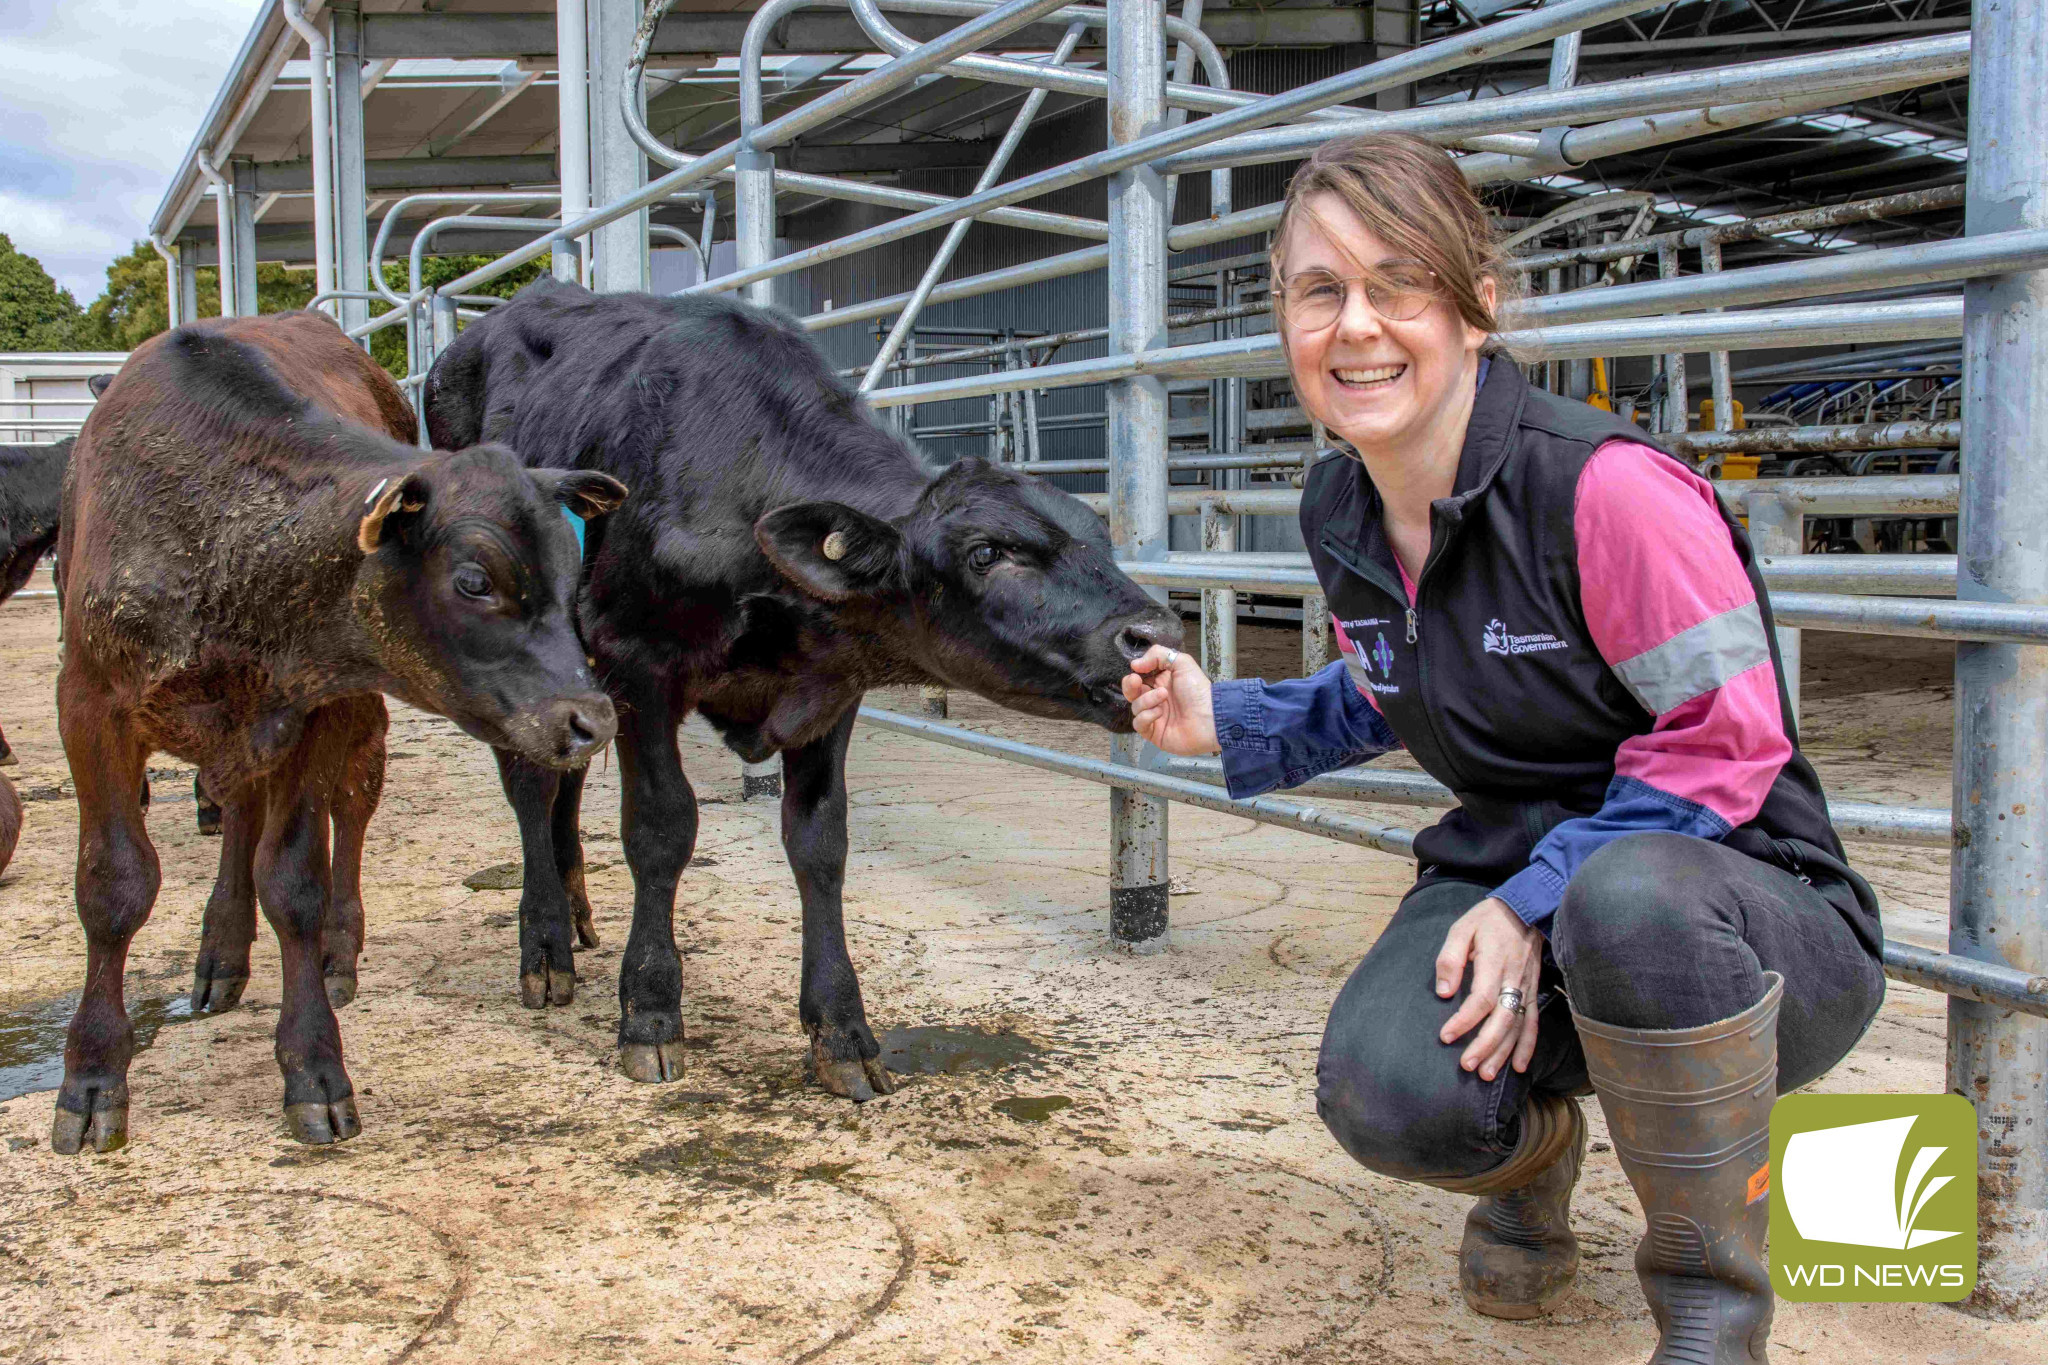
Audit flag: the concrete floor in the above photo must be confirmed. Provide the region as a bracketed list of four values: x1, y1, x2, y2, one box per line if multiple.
[0, 593, 2038, 1365]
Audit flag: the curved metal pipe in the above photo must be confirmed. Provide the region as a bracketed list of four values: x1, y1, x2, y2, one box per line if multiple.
[865, 0, 1231, 98]
[857, 0, 1231, 217]
[370, 192, 563, 309]
[557, 0, 591, 282]
[855, 0, 1531, 154]
[847, 0, 1230, 147]
[861, 19, 1089, 391]
[148, 235, 180, 329]
[625, 0, 689, 170]
[280, 0, 336, 310]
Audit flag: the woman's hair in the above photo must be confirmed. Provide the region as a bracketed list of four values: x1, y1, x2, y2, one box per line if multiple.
[1268, 132, 1519, 340]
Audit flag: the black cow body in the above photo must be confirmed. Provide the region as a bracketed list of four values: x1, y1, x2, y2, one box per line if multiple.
[0, 438, 70, 763]
[425, 280, 1178, 1098]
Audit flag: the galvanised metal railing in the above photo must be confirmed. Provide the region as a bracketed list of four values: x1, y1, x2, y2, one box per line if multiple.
[327, 0, 2041, 1300]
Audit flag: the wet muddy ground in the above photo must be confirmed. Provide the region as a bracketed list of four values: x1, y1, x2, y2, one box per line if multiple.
[0, 588, 2037, 1364]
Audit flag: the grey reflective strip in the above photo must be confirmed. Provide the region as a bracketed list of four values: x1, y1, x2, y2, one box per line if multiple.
[1612, 601, 1771, 715]
[1341, 646, 1372, 690]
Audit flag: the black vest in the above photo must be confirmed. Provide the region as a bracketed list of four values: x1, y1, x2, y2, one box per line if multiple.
[1301, 361, 1880, 953]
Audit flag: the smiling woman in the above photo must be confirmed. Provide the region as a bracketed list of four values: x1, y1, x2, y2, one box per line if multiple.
[1120, 132, 1886, 1363]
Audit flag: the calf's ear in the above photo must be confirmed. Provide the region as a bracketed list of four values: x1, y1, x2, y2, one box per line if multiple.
[536, 468, 630, 520]
[357, 471, 431, 553]
[756, 501, 903, 602]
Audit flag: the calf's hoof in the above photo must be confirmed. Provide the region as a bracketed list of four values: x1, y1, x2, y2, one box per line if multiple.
[285, 1095, 361, 1146]
[0, 744, 15, 766]
[325, 972, 358, 1009]
[195, 801, 222, 837]
[50, 1082, 129, 1155]
[619, 1040, 685, 1083]
[520, 962, 575, 1009]
[573, 907, 600, 951]
[809, 1029, 897, 1104]
[191, 968, 249, 1014]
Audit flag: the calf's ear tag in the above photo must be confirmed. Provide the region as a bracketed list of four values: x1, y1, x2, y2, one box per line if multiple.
[822, 530, 849, 562]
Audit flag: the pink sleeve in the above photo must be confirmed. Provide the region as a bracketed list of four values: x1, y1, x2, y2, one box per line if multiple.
[1574, 441, 1790, 829]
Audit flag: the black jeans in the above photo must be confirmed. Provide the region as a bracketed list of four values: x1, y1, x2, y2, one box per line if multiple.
[1314, 831, 1886, 1184]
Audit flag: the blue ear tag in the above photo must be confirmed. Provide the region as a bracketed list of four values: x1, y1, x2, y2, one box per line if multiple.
[562, 504, 586, 560]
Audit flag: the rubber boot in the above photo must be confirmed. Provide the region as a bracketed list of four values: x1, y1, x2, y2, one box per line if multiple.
[1573, 972, 1784, 1365]
[1434, 1093, 1587, 1319]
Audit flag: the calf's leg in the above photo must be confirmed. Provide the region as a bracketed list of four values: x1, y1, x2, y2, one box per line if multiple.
[784, 707, 894, 1103]
[0, 771, 19, 877]
[191, 787, 261, 1013]
[195, 774, 222, 836]
[614, 685, 694, 1082]
[0, 714, 14, 765]
[51, 679, 160, 1154]
[254, 710, 363, 1145]
[322, 698, 386, 1007]
[554, 762, 600, 949]
[494, 747, 578, 1007]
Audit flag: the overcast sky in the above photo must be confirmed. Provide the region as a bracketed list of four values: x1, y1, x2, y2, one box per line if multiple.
[0, 0, 254, 302]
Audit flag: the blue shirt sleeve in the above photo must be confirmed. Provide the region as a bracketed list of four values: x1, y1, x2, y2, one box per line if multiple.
[1491, 775, 1735, 931]
[1212, 661, 1402, 799]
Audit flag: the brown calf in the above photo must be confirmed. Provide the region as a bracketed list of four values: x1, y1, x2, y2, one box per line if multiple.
[52, 312, 626, 1154]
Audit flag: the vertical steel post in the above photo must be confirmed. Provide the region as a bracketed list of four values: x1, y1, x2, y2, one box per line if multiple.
[1200, 502, 1236, 680]
[280, 0, 335, 310]
[1702, 238, 1736, 433]
[331, 3, 370, 333]
[178, 256, 199, 324]
[741, 756, 781, 801]
[1658, 242, 1687, 434]
[589, 0, 650, 293]
[430, 294, 458, 358]
[197, 155, 236, 319]
[557, 0, 591, 283]
[735, 149, 777, 308]
[1302, 594, 1330, 676]
[1747, 493, 1802, 723]
[1951, 0, 2048, 1317]
[1106, 0, 1170, 952]
[230, 160, 259, 317]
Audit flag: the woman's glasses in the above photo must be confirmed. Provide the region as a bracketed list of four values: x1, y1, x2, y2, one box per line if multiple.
[1274, 264, 1442, 329]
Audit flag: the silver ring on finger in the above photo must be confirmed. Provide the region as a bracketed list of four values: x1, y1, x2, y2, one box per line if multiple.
[1163, 648, 1178, 668]
[1497, 985, 1527, 1017]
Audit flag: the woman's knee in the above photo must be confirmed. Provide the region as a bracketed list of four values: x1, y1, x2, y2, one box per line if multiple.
[1316, 961, 1514, 1182]
[1555, 832, 1722, 963]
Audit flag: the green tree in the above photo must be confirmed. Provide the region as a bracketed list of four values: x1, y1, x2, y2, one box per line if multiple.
[366, 253, 547, 379]
[0, 232, 92, 351]
[52, 236, 544, 379]
[72, 241, 315, 353]
[83, 241, 197, 351]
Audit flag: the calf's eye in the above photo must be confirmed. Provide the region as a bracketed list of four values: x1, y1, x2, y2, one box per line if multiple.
[453, 563, 493, 599]
[967, 544, 1002, 574]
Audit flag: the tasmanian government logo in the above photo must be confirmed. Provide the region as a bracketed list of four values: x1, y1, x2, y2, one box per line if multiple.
[1481, 618, 1569, 657]
[1371, 633, 1395, 677]
[1769, 1094, 1976, 1302]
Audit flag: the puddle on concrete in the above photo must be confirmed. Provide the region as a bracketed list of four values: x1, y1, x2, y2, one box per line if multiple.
[991, 1095, 1073, 1123]
[0, 991, 197, 1103]
[879, 1025, 1047, 1077]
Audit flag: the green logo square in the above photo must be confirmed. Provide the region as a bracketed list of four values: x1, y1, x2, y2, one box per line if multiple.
[1768, 1093, 1977, 1302]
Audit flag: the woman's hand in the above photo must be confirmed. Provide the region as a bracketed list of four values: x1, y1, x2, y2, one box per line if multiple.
[1435, 896, 1544, 1082]
[1121, 645, 1221, 756]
